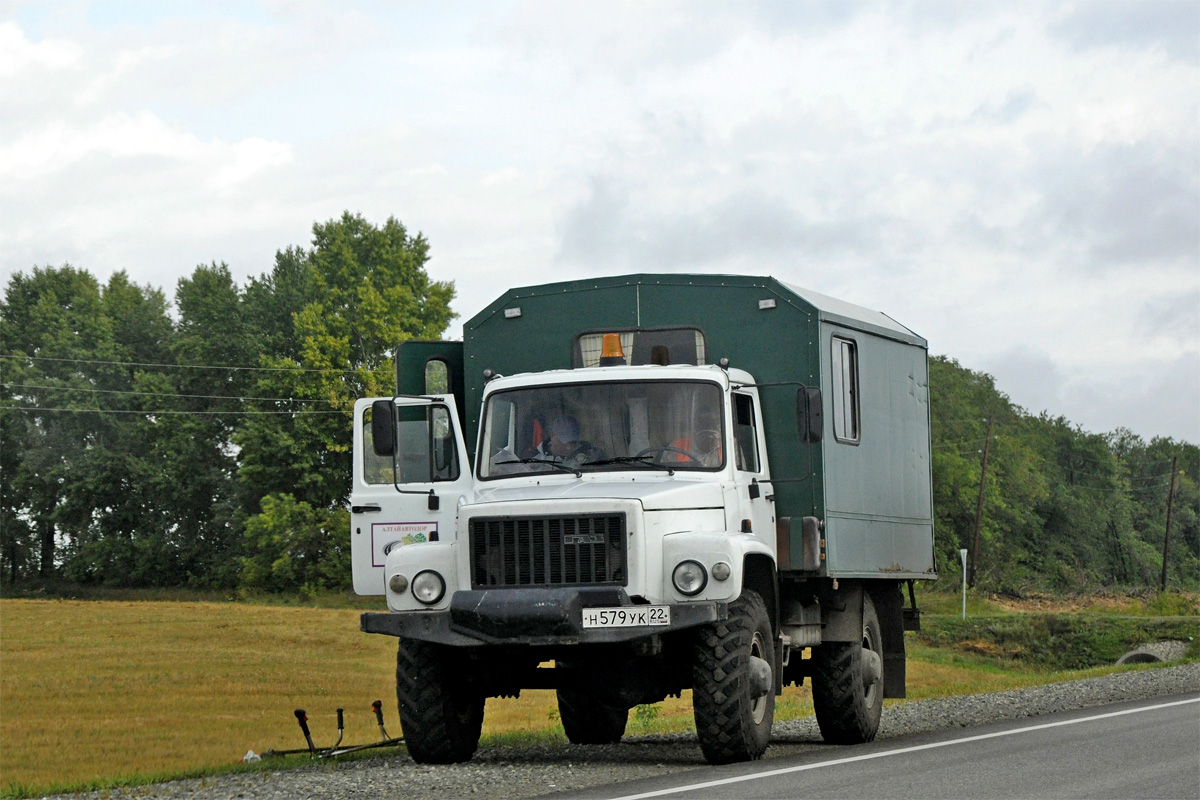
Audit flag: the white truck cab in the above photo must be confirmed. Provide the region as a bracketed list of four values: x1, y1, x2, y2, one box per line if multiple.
[352, 364, 776, 618]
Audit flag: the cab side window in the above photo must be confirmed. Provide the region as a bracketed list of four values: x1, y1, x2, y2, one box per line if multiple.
[733, 393, 760, 472]
[430, 406, 459, 480]
[831, 336, 860, 444]
[399, 405, 460, 482]
[425, 359, 449, 394]
[367, 404, 460, 484]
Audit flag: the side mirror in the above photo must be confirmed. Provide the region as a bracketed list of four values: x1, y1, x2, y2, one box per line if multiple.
[371, 399, 396, 457]
[797, 386, 823, 443]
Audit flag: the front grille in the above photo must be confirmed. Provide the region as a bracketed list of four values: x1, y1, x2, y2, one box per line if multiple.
[469, 514, 627, 588]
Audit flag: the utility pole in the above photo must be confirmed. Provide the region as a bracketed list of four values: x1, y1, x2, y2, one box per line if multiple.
[969, 416, 994, 589]
[1160, 454, 1178, 592]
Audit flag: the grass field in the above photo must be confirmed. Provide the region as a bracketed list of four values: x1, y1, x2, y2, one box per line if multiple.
[1, 596, 1194, 797]
[0, 600, 398, 795]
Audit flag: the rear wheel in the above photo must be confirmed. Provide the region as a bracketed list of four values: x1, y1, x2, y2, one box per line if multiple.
[811, 592, 884, 744]
[692, 590, 776, 764]
[395, 638, 484, 763]
[556, 688, 628, 744]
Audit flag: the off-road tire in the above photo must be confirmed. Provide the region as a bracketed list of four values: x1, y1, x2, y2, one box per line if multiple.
[692, 590, 776, 764]
[811, 591, 884, 744]
[556, 688, 628, 744]
[395, 637, 484, 764]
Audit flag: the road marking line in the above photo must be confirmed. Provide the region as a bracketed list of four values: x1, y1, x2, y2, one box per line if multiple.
[607, 696, 1200, 800]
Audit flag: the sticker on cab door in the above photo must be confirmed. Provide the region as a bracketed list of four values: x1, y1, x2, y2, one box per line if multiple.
[372, 522, 438, 566]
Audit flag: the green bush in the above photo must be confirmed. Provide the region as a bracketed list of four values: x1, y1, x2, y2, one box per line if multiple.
[239, 493, 351, 593]
[916, 614, 1199, 670]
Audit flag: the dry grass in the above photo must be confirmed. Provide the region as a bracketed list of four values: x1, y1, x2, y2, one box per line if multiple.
[1, 600, 397, 792]
[1, 599, 619, 794]
[0, 598, 1147, 797]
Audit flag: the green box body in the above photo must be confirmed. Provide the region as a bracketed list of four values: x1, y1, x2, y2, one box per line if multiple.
[398, 273, 935, 580]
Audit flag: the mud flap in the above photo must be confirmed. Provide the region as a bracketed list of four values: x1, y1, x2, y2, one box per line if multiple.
[871, 583, 907, 699]
[820, 581, 906, 699]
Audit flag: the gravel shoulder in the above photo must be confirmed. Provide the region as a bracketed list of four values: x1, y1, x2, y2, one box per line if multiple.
[41, 663, 1200, 800]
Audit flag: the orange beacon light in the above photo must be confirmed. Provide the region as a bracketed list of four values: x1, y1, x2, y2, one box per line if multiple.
[599, 333, 626, 366]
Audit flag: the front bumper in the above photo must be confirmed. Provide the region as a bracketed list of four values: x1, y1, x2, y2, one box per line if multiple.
[361, 587, 728, 646]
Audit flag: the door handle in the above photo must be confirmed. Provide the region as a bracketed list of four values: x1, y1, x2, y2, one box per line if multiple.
[352, 505, 381, 513]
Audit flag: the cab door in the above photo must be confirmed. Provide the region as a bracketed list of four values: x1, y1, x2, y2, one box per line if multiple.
[731, 391, 776, 546]
[350, 395, 472, 595]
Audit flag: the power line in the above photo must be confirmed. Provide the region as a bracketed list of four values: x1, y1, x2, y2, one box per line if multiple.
[933, 439, 985, 450]
[932, 445, 1177, 486]
[2, 406, 347, 416]
[0, 354, 369, 374]
[1128, 475, 1178, 488]
[2, 383, 337, 404]
[933, 447, 986, 457]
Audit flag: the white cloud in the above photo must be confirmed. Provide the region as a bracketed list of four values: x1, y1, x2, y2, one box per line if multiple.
[1, 112, 203, 179]
[0, 19, 80, 77]
[75, 43, 178, 105]
[0, 2, 1196, 443]
[211, 137, 293, 192]
[981, 346, 1200, 443]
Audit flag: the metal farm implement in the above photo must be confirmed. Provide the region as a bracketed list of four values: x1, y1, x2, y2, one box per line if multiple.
[264, 700, 403, 758]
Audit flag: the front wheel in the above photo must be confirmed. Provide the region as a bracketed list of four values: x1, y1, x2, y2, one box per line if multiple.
[692, 590, 776, 764]
[395, 638, 485, 763]
[811, 591, 884, 744]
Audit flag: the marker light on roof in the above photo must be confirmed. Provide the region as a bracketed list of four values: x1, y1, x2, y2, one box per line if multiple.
[599, 333, 626, 366]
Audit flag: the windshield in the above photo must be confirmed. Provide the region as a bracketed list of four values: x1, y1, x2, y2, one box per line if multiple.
[478, 380, 725, 478]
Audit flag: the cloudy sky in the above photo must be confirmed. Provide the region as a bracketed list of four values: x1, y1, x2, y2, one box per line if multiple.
[2, 1, 1197, 443]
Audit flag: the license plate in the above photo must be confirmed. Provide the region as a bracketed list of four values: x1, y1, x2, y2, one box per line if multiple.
[581, 605, 670, 628]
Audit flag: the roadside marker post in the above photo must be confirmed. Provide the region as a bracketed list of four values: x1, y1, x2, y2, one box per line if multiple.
[960, 549, 968, 619]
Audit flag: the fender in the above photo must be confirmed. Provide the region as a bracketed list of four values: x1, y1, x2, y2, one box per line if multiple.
[661, 532, 774, 603]
[383, 541, 458, 612]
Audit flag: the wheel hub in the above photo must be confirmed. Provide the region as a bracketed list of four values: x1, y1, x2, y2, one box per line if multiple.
[748, 655, 772, 698]
[748, 631, 772, 724]
[861, 648, 882, 686]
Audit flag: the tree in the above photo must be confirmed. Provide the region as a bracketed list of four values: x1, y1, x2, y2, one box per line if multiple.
[237, 213, 456, 513]
[235, 213, 456, 591]
[239, 493, 349, 592]
[1, 266, 118, 581]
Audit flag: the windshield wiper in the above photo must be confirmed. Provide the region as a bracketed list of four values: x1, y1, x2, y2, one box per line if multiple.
[584, 455, 675, 476]
[505, 457, 583, 478]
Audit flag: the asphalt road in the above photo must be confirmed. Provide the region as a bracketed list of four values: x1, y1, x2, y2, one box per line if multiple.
[559, 693, 1200, 800]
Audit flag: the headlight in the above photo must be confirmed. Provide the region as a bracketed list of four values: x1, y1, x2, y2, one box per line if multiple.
[711, 561, 731, 581]
[672, 560, 708, 596]
[388, 573, 409, 594]
[411, 570, 446, 605]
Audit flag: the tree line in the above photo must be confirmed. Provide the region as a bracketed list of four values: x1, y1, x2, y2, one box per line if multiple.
[1, 213, 1196, 594]
[929, 356, 1197, 593]
[1, 213, 454, 592]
